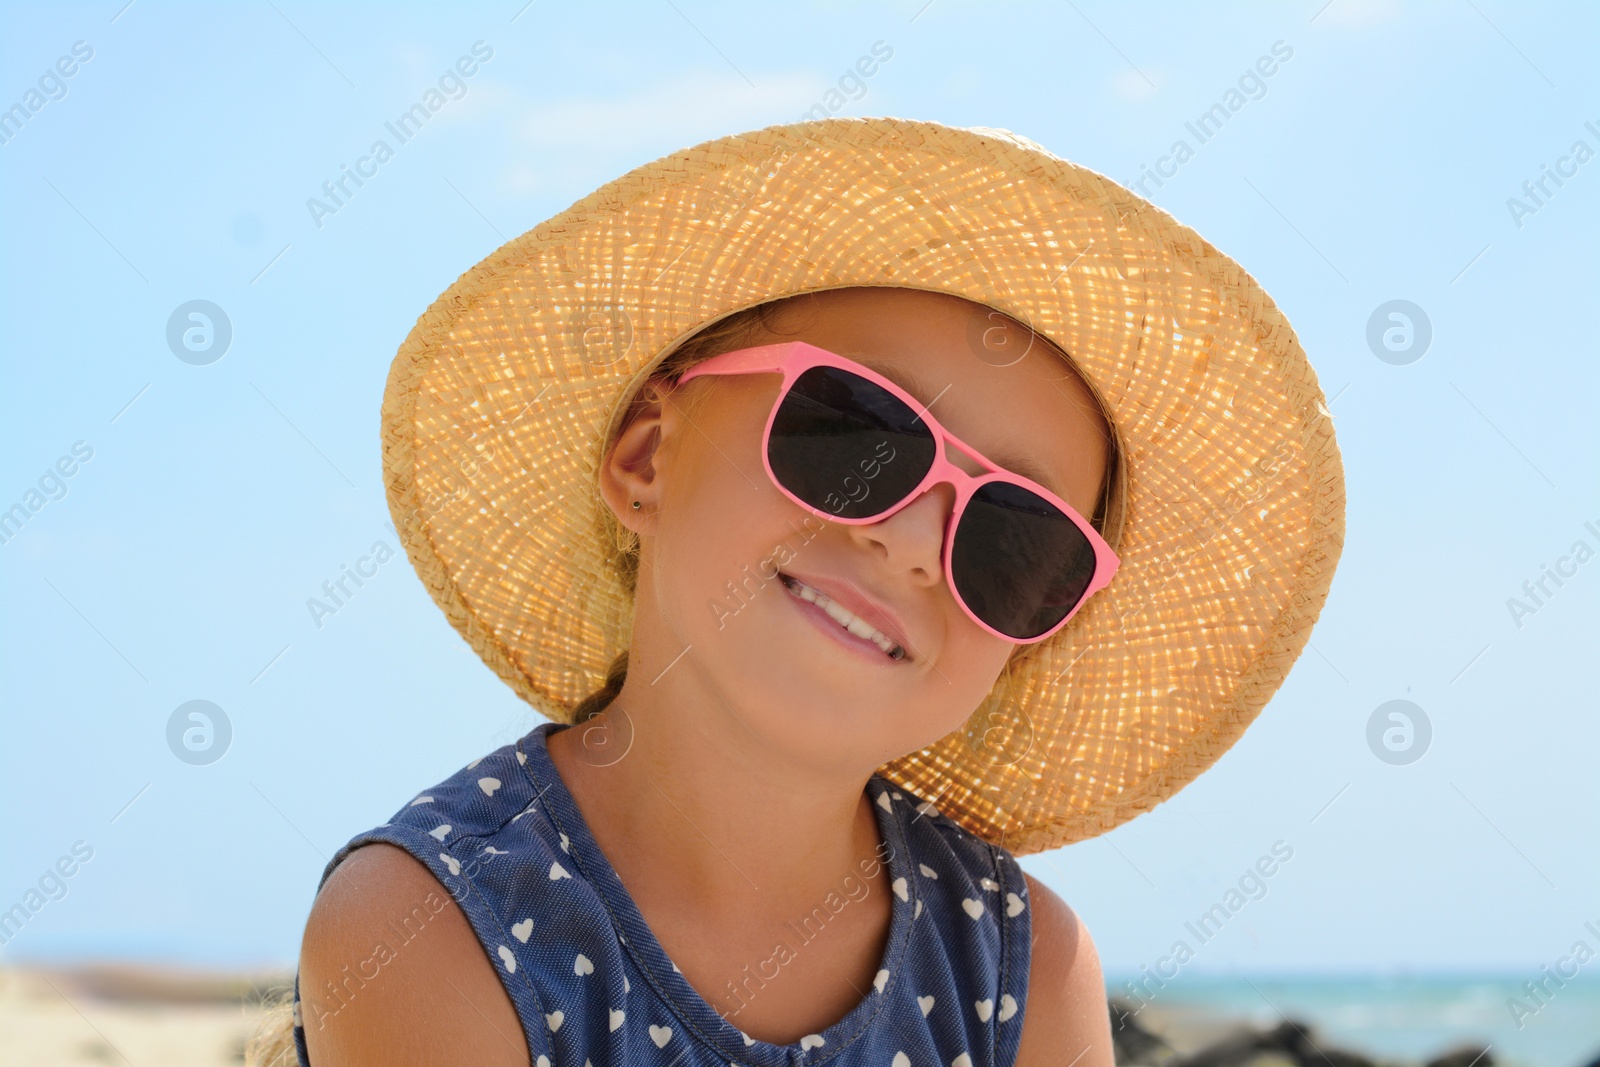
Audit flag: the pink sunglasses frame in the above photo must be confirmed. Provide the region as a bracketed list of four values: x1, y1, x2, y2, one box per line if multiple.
[673, 340, 1120, 644]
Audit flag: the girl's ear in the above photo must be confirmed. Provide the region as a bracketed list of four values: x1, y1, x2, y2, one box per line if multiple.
[599, 376, 675, 536]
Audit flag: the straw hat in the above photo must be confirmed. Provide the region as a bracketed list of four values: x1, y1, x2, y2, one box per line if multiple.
[381, 116, 1345, 857]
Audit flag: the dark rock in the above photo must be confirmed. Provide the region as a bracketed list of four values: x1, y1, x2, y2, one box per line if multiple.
[1424, 1046, 1494, 1067]
[1104, 994, 1502, 1067]
[1164, 1017, 1381, 1067]
[1257, 1019, 1380, 1067]
[1109, 997, 1178, 1066]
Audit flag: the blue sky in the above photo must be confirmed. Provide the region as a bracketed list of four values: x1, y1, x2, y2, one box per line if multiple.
[1, 0, 1595, 991]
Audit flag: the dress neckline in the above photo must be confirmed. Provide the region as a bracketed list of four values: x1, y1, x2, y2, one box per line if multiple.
[519, 720, 918, 1067]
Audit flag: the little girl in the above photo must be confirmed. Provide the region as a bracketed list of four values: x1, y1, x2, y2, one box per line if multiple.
[248, 117, 1344, 1067]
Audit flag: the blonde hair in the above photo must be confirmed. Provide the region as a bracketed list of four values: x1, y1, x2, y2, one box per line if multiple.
[246, 290, 1125, 1064]
[242, 985, 300, 1066]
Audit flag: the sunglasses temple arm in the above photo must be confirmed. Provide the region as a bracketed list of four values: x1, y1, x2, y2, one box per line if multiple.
[675, 342, 799, 384]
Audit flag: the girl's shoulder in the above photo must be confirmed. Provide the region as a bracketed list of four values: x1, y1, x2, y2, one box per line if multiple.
[294, 729, 571, 1066]
[298, 842, 529, 1066]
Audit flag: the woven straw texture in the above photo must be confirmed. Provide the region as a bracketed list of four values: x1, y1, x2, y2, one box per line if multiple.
[380, 116, 1345, 857]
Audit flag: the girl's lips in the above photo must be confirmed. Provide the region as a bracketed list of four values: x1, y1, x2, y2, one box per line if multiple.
[779, 573, 909, 667]
[777, 572, 908, 662]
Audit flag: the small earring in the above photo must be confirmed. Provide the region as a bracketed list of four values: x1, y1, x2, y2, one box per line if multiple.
[631, 500, 642, 510]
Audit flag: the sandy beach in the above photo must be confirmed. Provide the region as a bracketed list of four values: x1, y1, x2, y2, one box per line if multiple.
[1, 962, 1581, 1067]
[0, 964, 285, 1066]
[0, 962, 1244, 1066]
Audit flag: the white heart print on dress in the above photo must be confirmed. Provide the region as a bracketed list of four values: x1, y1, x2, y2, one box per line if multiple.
[975, 998, 993, 1022]
[998, 994, 1018, 1021]
[429, 824, 452, 841]
[1006, 892, 1026, 917]
[649, 1024, 672, 1048]
[953, 1054, 974, 1067]
[961, 898, 985, 920]
[440, 853, 461, 876]
[608, 1009, 624, 1032]
[497, 945, 516, 973]
[799, 1034, 825, 1050]
[574, 953, 594, 976]
[917, 994, 935, 1016]
[549, 861, 572, 881]
[873, 968, 889, 993]
[479, 777, 502, 796]
[512, 919, 534, 943]
[891, 877, 908, 902]
[918, 863, 938, 879]
[410, 795, 434, 806]
[892, 1053, 910, 1067]
[980, 877, 999, 891]
[546, 1010, 564, 1031]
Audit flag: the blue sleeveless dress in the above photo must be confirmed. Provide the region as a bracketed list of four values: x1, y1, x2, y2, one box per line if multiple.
[292, 721, 1033, 1067]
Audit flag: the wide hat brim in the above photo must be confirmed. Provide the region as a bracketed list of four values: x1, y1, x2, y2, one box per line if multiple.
[381, 116, 1345, 857]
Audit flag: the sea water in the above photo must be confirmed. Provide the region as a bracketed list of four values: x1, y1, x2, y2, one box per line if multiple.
[1100, 972, 1600, 1067]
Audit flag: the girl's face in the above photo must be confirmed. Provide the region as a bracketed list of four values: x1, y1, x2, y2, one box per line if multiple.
[602, 286, 1111, 773]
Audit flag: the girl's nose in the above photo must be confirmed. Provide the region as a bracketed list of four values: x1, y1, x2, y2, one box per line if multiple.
[847, 476, 954, 590]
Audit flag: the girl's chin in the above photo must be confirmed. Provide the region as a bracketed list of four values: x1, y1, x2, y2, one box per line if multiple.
[730, 636, 896, 711]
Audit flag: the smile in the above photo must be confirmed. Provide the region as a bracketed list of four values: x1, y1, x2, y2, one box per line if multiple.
[779, 573, 907, 661]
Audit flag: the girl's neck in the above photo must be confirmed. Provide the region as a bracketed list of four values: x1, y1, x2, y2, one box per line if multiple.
[545, 702, 889, 918]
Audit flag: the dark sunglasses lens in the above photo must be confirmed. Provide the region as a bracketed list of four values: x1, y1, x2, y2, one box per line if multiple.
[951, 481, 1097, 640]
[768, 366, 936, 520]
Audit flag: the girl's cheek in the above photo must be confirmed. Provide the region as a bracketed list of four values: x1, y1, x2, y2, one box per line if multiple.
[668, 440, 782, 579]
[946, 615, 1015, 688]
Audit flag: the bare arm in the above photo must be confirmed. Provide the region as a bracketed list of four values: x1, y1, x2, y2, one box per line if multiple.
[1012, 871, 1116, 1067]
[298, 843, 530, 1067]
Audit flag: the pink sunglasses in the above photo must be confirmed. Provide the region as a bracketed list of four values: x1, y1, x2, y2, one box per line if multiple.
[675, 341, 1119, 643]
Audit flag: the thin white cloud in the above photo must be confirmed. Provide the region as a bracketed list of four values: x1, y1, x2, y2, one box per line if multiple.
[374, 42, 519, 128]
[1110, 67, 1164, 101]
[510, 69, 826, 150]
[1316, 0, 1402, 29]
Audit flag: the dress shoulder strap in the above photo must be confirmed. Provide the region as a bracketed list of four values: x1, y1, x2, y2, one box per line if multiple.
[876, 781, 1034, 1067]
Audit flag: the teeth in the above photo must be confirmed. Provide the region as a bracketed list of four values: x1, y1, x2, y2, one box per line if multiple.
[781, 575, 905, 660]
